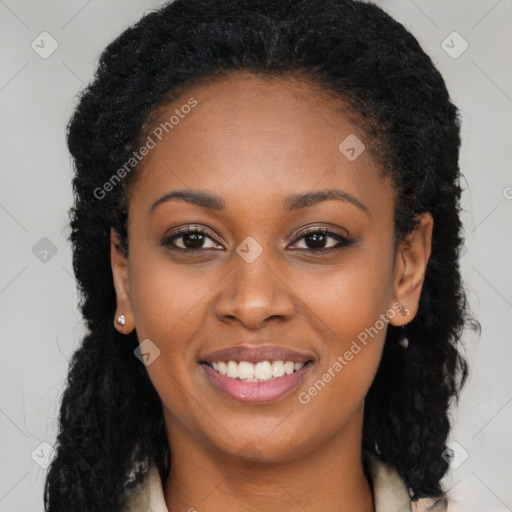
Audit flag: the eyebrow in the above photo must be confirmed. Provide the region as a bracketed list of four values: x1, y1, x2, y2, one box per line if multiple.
[149, 188, 369, 215]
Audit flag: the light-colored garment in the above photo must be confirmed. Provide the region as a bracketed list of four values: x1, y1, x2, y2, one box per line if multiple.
[121, 452, 445, 512]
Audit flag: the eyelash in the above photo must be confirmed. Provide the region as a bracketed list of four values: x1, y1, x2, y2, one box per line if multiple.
[161, 225, 354, 254]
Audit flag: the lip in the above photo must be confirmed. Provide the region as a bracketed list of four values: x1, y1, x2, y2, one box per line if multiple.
[200, 344, 316, 364]
[202, 361, 314, 404]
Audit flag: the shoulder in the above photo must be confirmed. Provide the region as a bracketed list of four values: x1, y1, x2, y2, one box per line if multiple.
[363, 452, 449, 512]
[120, 463, 168, 512]
[364, 451, 413, 512]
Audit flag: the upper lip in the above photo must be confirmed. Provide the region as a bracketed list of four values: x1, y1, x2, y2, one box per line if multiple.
[201, 344, 316, 364]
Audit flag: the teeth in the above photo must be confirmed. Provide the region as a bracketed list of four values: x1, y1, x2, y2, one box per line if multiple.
[285, 361, 295, 374]
[208, 360, 306, 381]
[254, 361, 273, 380]
[272, 361, 285, 377]
[238, 361, 255, 379]
[227, 361, 238, 378]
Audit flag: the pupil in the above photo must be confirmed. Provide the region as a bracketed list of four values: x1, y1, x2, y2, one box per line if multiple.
[182, 233, 328, 250]
[184, 233, 204, 249]
[307, 233, 326, 249]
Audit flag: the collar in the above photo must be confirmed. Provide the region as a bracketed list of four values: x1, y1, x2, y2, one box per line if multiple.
[122, 452, 414, 512]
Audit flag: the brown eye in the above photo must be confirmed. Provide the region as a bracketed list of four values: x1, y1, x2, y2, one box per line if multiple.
[162, 226, 223, 251]
[289, 227, 353, 252]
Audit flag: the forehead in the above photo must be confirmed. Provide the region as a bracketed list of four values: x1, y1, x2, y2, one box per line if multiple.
[127, 72, 393, 219]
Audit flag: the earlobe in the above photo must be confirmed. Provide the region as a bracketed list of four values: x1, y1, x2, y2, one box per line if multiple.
[388, 213, 433, 326]
[111, 227, 135, 334]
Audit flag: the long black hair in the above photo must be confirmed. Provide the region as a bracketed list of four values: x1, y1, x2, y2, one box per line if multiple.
[44, 0, 479, 510]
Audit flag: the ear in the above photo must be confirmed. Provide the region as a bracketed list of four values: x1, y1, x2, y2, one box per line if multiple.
[111, 227, 135, 334]
[388, 213, 433, 327]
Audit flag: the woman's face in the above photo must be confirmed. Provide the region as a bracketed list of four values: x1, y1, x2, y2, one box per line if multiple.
[112, 73, 432, 464]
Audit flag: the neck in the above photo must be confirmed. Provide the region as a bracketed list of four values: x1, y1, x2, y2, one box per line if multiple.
[163, 405, 374, 512]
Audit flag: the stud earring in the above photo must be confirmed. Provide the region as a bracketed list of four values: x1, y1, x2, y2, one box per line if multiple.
[399, 304, 410, 316]
[117, 314, 126, 326]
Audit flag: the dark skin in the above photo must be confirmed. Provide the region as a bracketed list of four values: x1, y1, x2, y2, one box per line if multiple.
[111, 73, 433, 512]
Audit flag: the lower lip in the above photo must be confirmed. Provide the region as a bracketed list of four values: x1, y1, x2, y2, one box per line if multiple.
[201, 362, 314, 404]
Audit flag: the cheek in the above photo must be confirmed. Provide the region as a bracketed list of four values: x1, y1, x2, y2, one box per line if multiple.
[294, 246, 394, 341]
[297, 274, 390, 430]
[128, 259, 203, 430]
[127, 247, 210, 397]
[292, 245, 393, 408]
[128, 245, 211, 341]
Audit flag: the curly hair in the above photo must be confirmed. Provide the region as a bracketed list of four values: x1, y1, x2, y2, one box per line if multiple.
[44, 0, 480, 510]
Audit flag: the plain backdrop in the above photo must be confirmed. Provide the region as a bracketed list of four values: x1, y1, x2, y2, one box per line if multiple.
[0, 1, 511, 511]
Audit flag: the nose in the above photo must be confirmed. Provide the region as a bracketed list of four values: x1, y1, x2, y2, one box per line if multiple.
[213, 248, 296, 330]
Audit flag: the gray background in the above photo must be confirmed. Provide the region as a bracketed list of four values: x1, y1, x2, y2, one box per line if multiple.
[0, 1, 511, 510]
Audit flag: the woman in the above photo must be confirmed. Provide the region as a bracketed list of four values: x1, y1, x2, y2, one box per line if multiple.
[44, 0, 479, 510]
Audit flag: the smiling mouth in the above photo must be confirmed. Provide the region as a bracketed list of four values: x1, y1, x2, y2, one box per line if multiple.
[201, 359, 314, 382]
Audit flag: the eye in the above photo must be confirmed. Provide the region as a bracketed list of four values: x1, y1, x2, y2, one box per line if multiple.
[162, 225, 354, 253]
[288, 227, 353, 252]
[161, 225, 223, 252]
